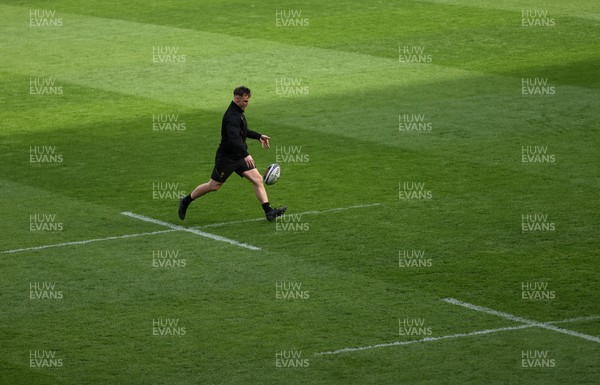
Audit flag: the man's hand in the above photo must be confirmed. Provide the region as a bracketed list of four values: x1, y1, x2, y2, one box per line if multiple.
[244, 154, 255, 169]
[260, 135, 271, 149]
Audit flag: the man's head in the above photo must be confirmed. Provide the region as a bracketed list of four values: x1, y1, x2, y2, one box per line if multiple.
[233, 86, 251, 111]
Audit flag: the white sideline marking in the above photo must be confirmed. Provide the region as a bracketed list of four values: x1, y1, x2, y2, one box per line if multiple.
[198, 217, 264, 229]
[2, 203, 382, 254]
[315, 314, 600, 356]
[549, 315, 600, 324]
[443, 298, 600, 344]
[316, 325, 533, 356]
[121, 211, 261, 251]
[198, 203, 382, 229]
[1, 229, 177, 254]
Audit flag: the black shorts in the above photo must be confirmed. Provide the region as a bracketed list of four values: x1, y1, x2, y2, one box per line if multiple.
[210, 151, 254, 183]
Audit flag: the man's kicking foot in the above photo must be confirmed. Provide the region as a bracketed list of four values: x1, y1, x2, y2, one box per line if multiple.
[266, 206, 287, 222]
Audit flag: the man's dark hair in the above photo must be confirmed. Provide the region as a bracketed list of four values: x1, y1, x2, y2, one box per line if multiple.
[233, 86, 251, 97]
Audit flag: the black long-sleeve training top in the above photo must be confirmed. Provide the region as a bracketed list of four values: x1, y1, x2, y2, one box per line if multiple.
[218, 101, 261, 160]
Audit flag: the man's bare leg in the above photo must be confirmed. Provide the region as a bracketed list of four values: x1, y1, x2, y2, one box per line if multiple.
[179, 179, 223, 220]
[242, 169, 287, 221]
[191, 179, 222, 199]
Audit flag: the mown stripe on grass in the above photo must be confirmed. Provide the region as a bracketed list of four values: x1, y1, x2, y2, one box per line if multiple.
[415, 0, 600, 21]
[0, 4, 541, 111]
[2, 4, 598, 149]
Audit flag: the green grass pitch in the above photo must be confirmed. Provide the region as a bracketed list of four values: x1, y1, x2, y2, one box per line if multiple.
[1, 0, 599, 384]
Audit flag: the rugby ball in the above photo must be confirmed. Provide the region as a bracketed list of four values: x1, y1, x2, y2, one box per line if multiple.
[263, 163, 281, 185]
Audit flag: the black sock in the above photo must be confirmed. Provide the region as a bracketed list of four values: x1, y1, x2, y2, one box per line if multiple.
[183, 194, 194, 205]
[262, 202, 272, 214]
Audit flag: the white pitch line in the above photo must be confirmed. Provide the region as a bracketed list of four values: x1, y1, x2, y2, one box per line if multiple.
[198, 217, 265, 229]
[197, 203, 382, 229]
[316, 325, 533, 356]
[547, 315, 600, 324]
[315, 314, 600, 356]
[121, 211, 261, 251]
[1, 229, 177, 254]
[293, 202, 382, 216]
[3, 203, 381, 254]
[443, 298, 600, 344]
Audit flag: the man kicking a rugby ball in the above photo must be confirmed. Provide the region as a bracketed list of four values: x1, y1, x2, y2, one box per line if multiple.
[178, 86, 287, 221]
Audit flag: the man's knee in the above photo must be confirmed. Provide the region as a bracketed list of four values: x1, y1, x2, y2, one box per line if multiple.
[246, 172, 263, 186]
[252, 176, 264, 186]
[209, 180, 223, 191]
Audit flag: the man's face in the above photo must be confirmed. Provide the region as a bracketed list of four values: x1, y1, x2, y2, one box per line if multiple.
[234, 94, 250, 111]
